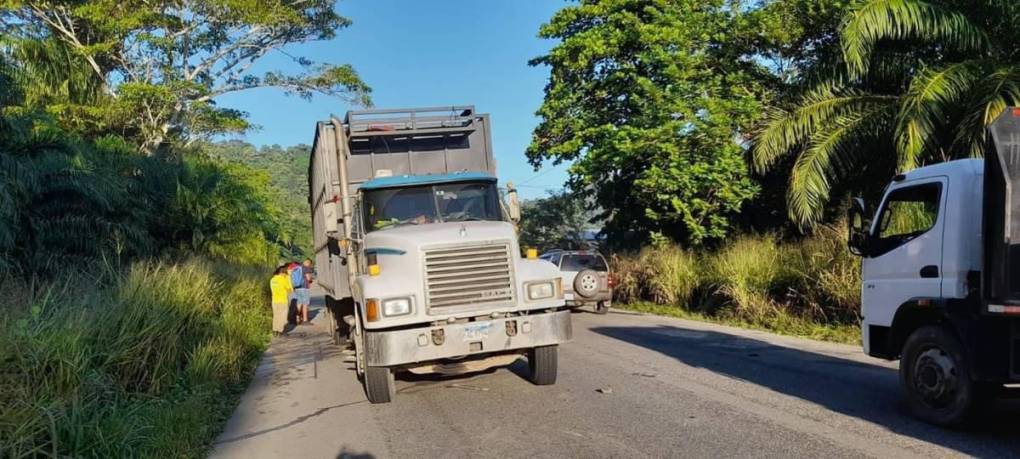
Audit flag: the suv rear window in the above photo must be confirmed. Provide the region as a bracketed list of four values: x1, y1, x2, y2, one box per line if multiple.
[560, 254, 607, 272]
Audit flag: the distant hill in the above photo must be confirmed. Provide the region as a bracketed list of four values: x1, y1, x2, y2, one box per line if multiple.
[204, 140, 313, 258]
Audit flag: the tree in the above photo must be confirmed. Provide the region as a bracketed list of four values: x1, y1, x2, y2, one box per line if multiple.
[204, 140, 314, 258]
[527, 0, 767, 247]
[165, 154, 285, 265]
[1, 0, 371, 154]
[752, 0, 1020, 227]
[518, 190, 600, 252]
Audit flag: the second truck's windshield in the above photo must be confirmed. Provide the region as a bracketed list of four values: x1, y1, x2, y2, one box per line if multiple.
[364, 181, 503, 231]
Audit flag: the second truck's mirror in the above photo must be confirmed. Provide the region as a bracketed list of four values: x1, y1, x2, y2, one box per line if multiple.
[506, 182, 522, 223]
[847, 197, 870, 257]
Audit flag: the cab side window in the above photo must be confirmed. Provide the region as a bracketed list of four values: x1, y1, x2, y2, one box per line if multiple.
[873, 182, 941, 254]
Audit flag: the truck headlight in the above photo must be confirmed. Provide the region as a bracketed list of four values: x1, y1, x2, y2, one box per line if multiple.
[382, 297, 412, 316]
[526, 281, 556, 301]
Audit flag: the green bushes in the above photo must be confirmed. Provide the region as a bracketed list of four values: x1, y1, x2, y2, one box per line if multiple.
[0, 258, 270, 458]
[0, 111, 291, 276]
[613, 227, 861, 342]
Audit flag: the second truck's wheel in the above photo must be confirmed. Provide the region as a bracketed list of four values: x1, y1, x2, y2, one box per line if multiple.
[594, 301, 610, 315]
[900, 325, 979, 426]
[364, 366, 395, 404]
[528, 345, 558, 385]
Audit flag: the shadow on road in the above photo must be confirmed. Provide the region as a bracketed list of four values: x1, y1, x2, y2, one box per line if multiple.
[337, 448, 375, 459]
[591, 324, 1020, 457]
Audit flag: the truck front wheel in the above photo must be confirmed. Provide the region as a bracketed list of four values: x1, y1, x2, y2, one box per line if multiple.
[528, 345, 558, 385]
[900, 325, 979, 426]
[364, 366, 395, 404]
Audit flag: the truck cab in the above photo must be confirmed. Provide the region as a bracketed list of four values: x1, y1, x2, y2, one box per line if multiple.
[848, 109, 1020, 425]
[309, 107, 571, 403]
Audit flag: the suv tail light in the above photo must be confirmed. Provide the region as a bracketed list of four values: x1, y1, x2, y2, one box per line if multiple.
[607, 273, 615, 288]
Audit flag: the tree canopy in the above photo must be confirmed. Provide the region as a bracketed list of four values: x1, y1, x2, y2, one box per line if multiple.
[528, 0, 775, 246]
[752, 0, 1020, 227]
[518, 190, 601, 252]
[1, 0, 371, 154]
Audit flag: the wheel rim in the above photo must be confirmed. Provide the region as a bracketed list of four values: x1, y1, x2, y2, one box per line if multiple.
[578, 273, 597, 294]
[912, 346, 959, 408]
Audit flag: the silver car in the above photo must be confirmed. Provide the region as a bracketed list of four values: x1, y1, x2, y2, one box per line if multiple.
[540, 250, 612, 314]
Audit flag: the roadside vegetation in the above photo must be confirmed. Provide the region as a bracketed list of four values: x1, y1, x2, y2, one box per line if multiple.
[0, 260, 269, 457]
[3, 0, 1020, 453]
[611, 227, 861, 344]
[524, 0, 1020, 340]
[0, 0, 367, 456]
[205, 140, 316, 258]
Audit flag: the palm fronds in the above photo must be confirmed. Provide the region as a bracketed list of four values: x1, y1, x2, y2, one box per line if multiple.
[842, 0, 990, 77]
[754, 0, 1020, 227]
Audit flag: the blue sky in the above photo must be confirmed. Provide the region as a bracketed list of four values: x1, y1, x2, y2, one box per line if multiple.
[216, 0, 571, 199]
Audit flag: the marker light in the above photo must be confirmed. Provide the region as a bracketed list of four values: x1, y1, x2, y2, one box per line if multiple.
[367, 252, 380, 276]
[366, 299, 380, 322]
[988, 304, 1020, 314]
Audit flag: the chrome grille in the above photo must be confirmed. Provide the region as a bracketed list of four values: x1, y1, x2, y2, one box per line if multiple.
[424, 242, 514, 310]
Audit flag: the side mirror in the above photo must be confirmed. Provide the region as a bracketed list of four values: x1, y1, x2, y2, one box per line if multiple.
[847, 197, 870, 257]
[506, 182, 521, 223]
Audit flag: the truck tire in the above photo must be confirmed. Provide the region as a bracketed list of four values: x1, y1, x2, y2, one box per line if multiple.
[573, 270, 600, 299]
[325, 301, 343, 346]
[900, 325, 980, 426]
[331, 298, 354, 347]
[528, 345, 558, 385]
[330, 315, 347, 346]
[594, 301, 610, 314]
[287, 298, 299, 325]
[364, 366, 395, 404]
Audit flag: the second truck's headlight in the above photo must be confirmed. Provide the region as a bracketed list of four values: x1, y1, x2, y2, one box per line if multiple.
[382, 297, 412, 316]
[527, 281, 556, 300]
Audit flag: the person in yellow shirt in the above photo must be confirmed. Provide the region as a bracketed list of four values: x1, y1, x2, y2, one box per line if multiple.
[270, 265, 294, 336]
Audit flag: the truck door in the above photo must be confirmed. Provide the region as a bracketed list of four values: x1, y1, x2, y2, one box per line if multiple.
[862, 177, 947, 328]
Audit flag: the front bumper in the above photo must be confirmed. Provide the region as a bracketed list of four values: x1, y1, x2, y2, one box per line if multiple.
[364, 309, 572, 367]
[565, 291, 612, 306]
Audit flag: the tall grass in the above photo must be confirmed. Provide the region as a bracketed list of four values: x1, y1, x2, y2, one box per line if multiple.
[613, 226, 861, 343]
[0, 258, 270, 458]
[612, 246, 700, 306]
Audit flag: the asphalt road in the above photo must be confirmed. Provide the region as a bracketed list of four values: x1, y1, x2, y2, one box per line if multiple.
[210, 294, 1020, 458]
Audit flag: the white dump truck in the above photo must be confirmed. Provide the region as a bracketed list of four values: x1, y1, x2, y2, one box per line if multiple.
[847, 108, 1020, 425]
[308, 106, 571, 403]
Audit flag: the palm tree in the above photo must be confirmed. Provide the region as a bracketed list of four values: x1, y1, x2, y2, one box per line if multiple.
[0, 44, 155, 272]
[752, 0, 1020, 227]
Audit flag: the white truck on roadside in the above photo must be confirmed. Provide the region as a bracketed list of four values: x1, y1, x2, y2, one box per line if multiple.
[848, 108, 1020, 425]
[308, 106, 571, 403]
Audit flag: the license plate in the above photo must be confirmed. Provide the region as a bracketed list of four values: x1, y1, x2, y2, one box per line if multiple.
[463, 322, 492, 341]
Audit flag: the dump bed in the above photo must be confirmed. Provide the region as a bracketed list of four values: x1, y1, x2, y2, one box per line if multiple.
[983, 108, 1020, 304]
[308, 106, 497, 297]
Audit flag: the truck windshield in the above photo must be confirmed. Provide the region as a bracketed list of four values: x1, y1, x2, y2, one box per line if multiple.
[364, 181, 503, 231]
